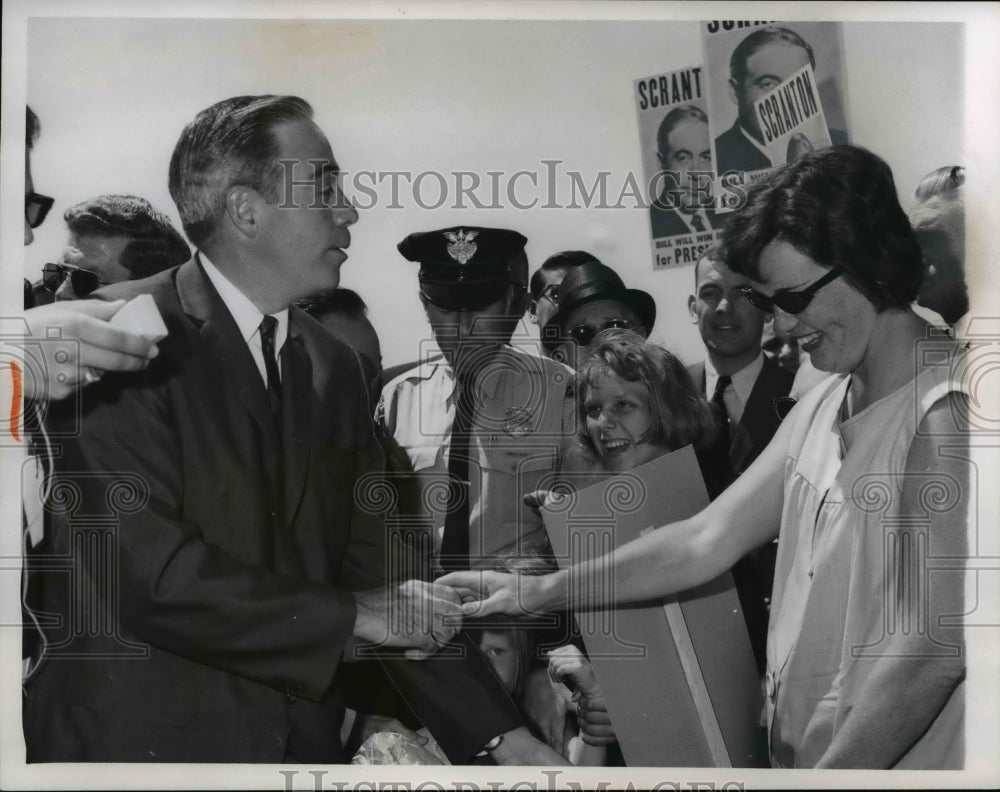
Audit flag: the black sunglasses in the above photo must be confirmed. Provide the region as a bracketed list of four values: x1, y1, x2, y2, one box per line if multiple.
[738, 268, 843, 315]
[25, 192, 54, 229]
[569, 318, 635, 347]
[42, 263, 108, 297]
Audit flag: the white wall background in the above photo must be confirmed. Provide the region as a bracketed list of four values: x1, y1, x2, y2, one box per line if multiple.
[25, 17, 964, 368]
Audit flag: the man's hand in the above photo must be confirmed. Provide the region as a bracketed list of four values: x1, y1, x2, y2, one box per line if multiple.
[20, 301, 158, 400]
[487, 726, 571, 766]
[352, 579, 463, 660]
[548, 645, 616, 746]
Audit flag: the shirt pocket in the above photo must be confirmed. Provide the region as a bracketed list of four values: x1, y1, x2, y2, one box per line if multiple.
[474, 444, 559, 557]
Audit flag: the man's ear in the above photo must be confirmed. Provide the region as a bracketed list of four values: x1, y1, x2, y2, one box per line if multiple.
[687, 294, 699, 323]
[225, 186, 260, 239]
[728, 77, 740, 107]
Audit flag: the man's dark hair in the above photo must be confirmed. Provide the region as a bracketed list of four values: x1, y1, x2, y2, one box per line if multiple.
[168, 95, 314, 248]
[693, 244, 724, 287]
[529, 250, 600, 300]
[297, 287, 368, 320]
[722, 145, 923, 312]
[64, 194, 191, 279]
[656, 104, 709, 157]
[729, 26, 816, 85]
[26, 106, 40, 150]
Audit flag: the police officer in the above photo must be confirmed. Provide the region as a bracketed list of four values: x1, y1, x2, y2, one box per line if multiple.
[379, 226, 575, 574]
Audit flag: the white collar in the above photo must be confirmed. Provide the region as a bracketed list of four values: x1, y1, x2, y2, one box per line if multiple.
[705, 352, 765, 406]
[199, 253, 288, 354]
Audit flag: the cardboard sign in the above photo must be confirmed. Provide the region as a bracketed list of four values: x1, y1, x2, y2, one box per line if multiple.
[541, 445, 767, 767]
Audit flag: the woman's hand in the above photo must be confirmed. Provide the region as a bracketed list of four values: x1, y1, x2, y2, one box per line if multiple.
[437, 570, 558, 617]
[523, 489, 563, 513]
[20, 300, 158, 400]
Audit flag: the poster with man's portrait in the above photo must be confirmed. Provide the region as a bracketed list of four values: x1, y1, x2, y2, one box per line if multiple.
[634, 66, 725, 270]
[700, 20, 850, 208]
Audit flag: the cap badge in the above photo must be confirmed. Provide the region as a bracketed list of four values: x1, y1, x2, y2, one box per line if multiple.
[445, 229, 479, 265]
[502, 406, 535, 438]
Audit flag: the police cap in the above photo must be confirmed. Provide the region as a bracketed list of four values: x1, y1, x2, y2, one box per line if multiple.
[397, 226, 528, 311]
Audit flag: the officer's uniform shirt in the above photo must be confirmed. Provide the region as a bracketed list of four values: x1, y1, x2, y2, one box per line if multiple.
[378, 345, 575, 568]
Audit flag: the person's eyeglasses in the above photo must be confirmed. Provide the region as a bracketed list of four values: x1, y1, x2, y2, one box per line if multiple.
[738, 268, 843, 315]
[569, 318, 634, 347]
[25, 192, 54, 229]
[537, 283, 559, 304]
[42, 263, 108, 297]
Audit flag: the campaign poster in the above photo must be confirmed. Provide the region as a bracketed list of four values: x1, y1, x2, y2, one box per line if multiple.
[700, 20, 850, 210]
[751, 63, 833, 167]
[634, 66, 725, 271]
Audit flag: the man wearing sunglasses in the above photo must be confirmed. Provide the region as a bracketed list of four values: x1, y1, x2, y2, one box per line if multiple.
[527, 250, 599, 336]
[17, 107, 158, 399]
[686, 246, 796, 673]
[540, 258, 656, 370]
[33, 194, 190, 305]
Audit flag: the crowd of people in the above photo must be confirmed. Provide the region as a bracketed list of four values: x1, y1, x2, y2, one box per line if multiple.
[13, 95, 970, 770]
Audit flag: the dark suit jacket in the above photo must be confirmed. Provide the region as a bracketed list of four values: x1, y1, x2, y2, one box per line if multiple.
[689, 356, 794, 672]
[689, 356, 795, 478]
[649, 204, 726, 239]
[23, 259, 520, 763]
[715, 120, 849, 176]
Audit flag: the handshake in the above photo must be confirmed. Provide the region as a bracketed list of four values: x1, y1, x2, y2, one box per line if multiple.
[351, 569, 555, 658]
[352, 579, 468, 659]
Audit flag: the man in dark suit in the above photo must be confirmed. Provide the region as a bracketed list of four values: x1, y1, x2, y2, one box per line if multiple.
[649, 104, 726, 239]
[687, 247, 794, 671]
[23, 95, 561, 765]
[715, 26, 848, 177]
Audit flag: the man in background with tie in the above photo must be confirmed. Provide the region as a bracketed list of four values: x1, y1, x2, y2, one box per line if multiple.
[687, 245, 795, 672]
[25, 96, 555, 765]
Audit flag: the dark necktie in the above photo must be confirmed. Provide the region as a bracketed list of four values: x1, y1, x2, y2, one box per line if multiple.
[689, 212, 706, 233]
[440, 375, 475, 573]
[711, 374, 732, 452]
[259, 315, 282, 418]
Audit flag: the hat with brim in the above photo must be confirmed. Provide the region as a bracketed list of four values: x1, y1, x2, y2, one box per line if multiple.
[419, 274, 511, 311]
[541, 260, 656, 352]
[398, 226, 528, 311]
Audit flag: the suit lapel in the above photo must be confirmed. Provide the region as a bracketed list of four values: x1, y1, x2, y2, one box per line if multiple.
[281, 321, 312, 527]
[177, 259, 281, 455]
[731, 359, 785, 473]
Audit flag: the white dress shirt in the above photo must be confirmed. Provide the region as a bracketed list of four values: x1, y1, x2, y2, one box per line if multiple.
[200, 254, 287, 384]
[704, 352, 765, 429]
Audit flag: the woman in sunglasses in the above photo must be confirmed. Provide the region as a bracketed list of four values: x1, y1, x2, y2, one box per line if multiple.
[442, 145, 969, 769]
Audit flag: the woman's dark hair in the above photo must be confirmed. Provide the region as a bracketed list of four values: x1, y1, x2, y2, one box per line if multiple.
[575, 329, 716, 457]
[26, 106, 40, 149]
[722, 145, 924, 312]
